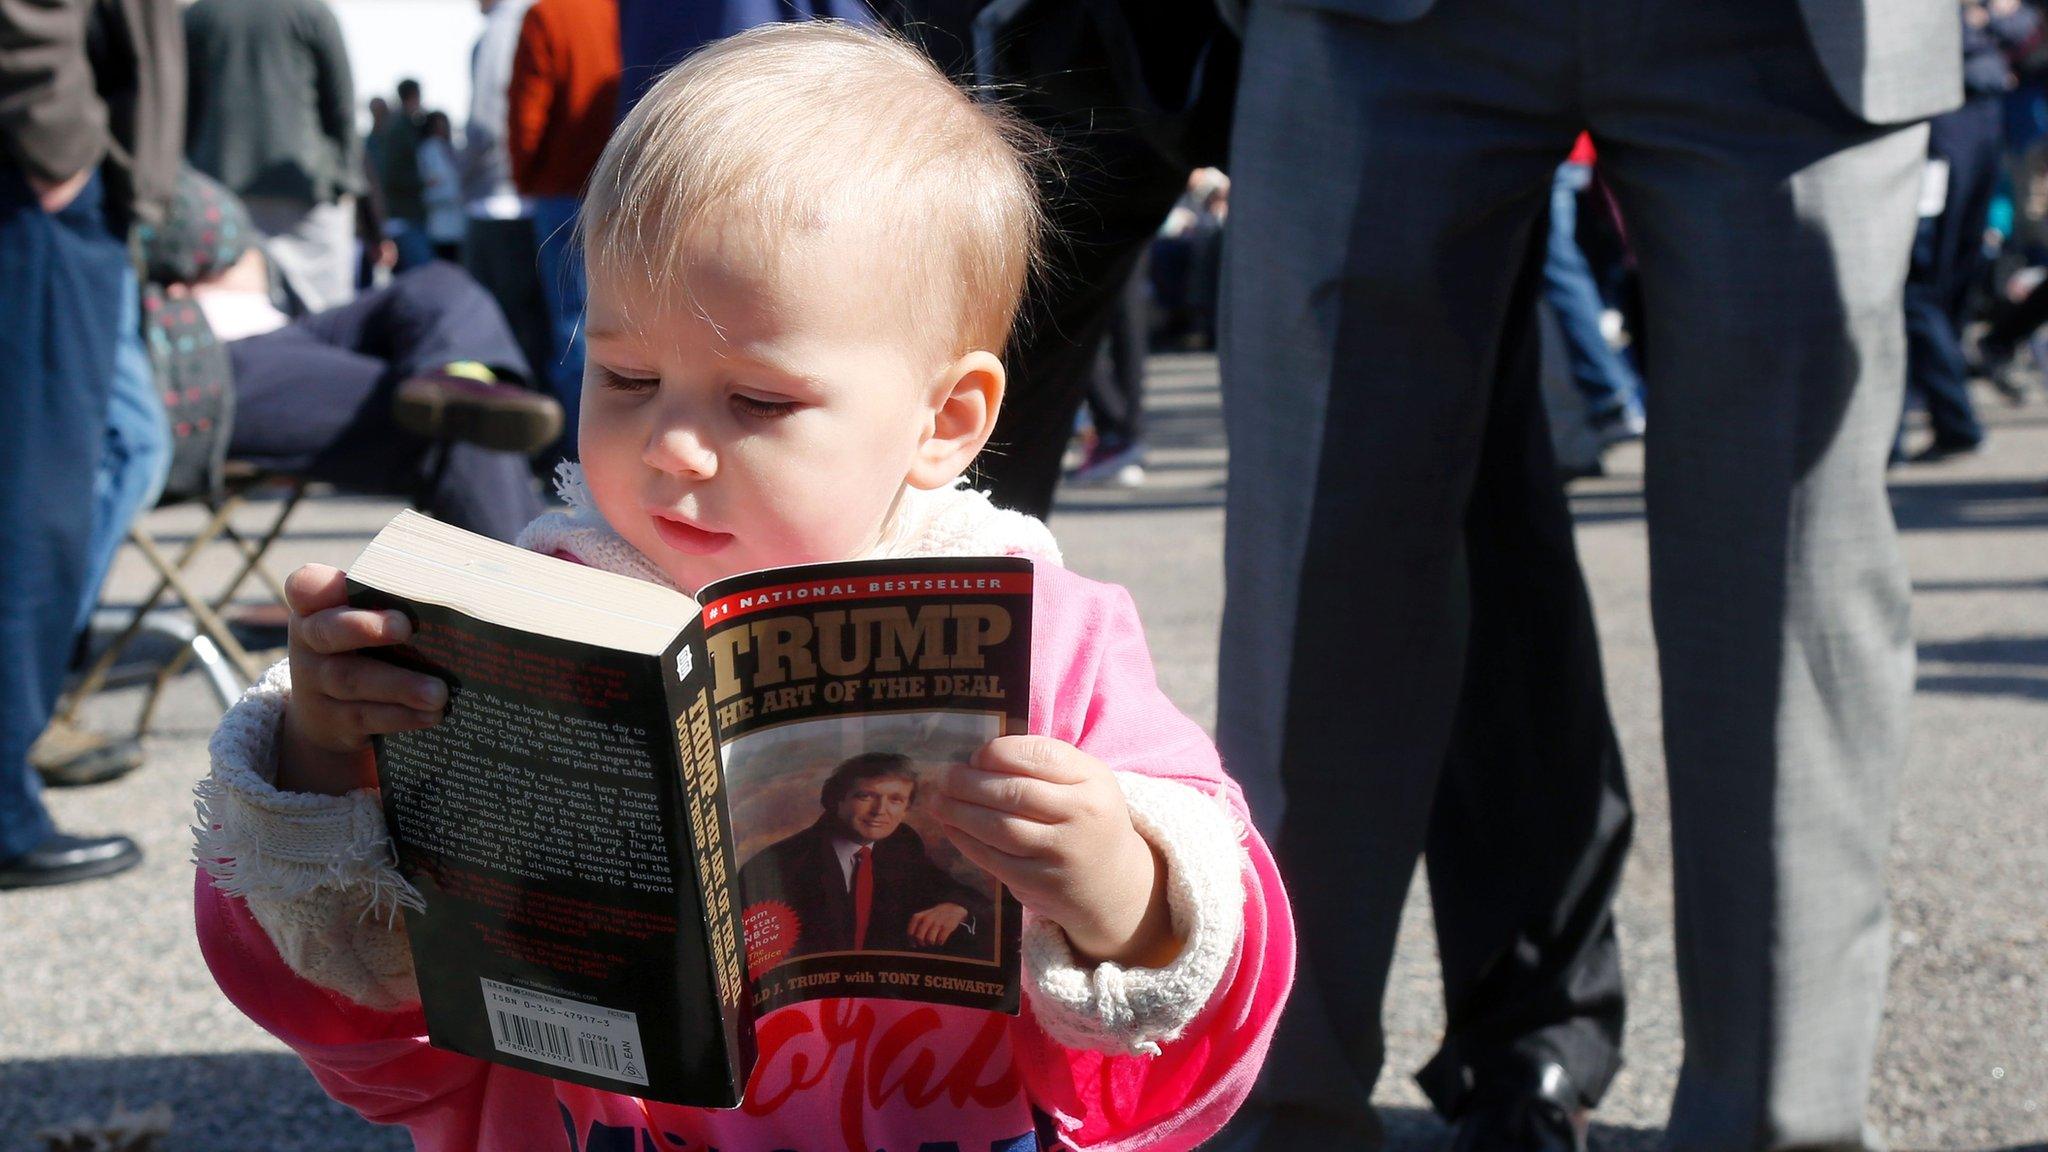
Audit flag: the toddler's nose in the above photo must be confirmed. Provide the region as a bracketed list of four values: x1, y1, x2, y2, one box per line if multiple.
[643, 422, 717, 478]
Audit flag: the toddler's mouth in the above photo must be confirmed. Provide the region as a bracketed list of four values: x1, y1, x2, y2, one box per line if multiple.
[651, 513, 735, 556]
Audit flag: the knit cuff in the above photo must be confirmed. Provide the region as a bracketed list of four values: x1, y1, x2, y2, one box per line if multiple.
[191, 659, 423, 927]
[1022, 772, 1248, 1057]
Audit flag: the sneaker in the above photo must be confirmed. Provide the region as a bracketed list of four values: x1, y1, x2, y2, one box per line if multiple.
[394, 366, 565, 456]
[30, 718, 142, 788]
[1599, 308, 1629, 350]
[1590, 404, 1646, 449]
[1067, 441, 1146, 488]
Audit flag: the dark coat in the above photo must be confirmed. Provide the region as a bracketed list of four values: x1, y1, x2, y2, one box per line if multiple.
[183, 0, 360, 206]
[1215, 0, 1961, 125]
[739, 816, 991, 962]
[0, 0, 184, 229]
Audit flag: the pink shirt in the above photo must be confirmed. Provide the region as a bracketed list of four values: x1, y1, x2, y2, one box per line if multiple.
[197, 559, 1293, 1151]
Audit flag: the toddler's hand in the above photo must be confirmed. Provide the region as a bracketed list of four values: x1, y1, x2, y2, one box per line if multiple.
[276, 564, 446, 795]
[935, 736, 1181, 968]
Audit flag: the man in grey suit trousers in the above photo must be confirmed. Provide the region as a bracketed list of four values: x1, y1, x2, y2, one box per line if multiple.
[1218, 1, 1960, 1149]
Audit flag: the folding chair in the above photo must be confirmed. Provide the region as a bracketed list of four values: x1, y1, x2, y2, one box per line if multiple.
[54, 286, 558, 741]
[57, 469, 310, 735]
[52, 285, 305, 739]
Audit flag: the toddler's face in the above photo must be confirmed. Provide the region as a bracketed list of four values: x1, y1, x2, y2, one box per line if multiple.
[579, 226, 953, 593]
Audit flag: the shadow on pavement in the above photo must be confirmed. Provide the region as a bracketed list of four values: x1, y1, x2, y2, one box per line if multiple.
[2, 1053, 405, 1152]
[1563, 476, 2048, 534]
[1919, 635, 2048, 665]
[1890, 478, 2048, 533]
[1053, 490, 1226, 515]
[1915, 673, 2048, 699]
[1913, 575, 2048, 593]
[1364, 1106, 1666, 1152]
[1915, 633, 2048, 700]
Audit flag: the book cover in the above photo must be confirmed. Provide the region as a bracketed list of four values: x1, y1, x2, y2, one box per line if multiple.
[698, 557, 1031, 1019]
[346, 513, 1030, 1109]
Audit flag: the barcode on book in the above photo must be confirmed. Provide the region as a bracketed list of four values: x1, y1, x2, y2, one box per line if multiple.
[479, 978, 650, 1086]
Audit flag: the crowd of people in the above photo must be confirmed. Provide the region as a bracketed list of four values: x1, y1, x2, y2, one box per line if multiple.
[0, 1, 1997, 1151]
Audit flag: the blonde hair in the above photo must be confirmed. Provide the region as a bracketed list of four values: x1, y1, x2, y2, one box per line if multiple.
[582, 21, 1049, 357]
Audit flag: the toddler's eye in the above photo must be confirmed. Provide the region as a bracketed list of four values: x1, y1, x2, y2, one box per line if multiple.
[595, 366, 658, 392]
[732, 393, 801, 419]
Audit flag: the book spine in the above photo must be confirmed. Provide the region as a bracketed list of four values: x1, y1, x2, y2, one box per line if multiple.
[660, 620, 755, 1102]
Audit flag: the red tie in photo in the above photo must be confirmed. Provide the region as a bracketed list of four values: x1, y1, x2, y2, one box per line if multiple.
[852, 845, 873, 950]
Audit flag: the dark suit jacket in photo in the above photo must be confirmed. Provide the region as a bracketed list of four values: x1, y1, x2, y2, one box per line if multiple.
[739, 817, 993, 962]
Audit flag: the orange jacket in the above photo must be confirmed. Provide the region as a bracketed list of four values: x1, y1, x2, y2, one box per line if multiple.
[506, 0, 620, 199]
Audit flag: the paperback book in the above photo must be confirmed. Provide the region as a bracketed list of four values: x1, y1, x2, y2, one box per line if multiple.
[346, 511, 1031, 1108]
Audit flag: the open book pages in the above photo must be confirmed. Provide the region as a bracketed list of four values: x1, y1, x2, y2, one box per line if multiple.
[349, 511, 698, 654]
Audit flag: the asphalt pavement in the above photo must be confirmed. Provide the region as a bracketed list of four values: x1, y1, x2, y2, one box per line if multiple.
[3, 352, 2043, 1151]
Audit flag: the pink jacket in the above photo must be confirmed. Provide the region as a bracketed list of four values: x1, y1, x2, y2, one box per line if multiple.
[196, 489, 1292, 1152]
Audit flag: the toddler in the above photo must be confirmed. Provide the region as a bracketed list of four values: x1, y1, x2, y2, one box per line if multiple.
[195, 22, 1291, 1152]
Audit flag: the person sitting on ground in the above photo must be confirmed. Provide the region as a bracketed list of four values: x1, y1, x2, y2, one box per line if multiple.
[193, 23, 1290, 1152]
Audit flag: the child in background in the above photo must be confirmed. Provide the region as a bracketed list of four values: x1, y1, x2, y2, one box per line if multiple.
[194, 22, 1291, 1152]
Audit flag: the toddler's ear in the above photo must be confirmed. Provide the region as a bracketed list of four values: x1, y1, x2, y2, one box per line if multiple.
[908, 351, 1005, 490]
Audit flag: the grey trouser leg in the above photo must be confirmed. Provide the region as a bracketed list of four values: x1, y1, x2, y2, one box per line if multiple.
[1590, 6, 1923, 1146]
[1218, 1, 1591, 1136]
[1418, 237, 1632, 1117]
[1223, 0, 1923, 1147]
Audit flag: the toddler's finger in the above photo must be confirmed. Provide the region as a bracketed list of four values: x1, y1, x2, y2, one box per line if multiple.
[936, 823, 1023, 880]
[342, 701, 446, 738]
[933, 793, 1056, 858]
[283, 563, 351, 616]
[969, 735, 1095, 785]
[941, 762, 1066, 821]
[315, 653, 446, 710]
[938, 829, 1054, 909]
[297, 604, 412, 655]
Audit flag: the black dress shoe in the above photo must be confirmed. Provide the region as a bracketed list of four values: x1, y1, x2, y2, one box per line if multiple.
[1906, 438, 1984, 465]
[0, 831, 142, 889]
[1969, 339, 2031, 405]
[1446, 1063, 1591, 1152]
[1556, 458, 1606, 486]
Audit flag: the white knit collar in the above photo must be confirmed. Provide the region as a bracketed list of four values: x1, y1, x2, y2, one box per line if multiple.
[513, 462, 1063, 597]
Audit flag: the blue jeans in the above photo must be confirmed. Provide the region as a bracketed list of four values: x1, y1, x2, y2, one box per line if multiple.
[1900, 98, 1997, 451]
[0, 168, 131, 857]
[1902, 273, 1984, 450]
[1542, 162, 1642, 425]
[74, 266, 171, 635]
[532, 195, 586, 454]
